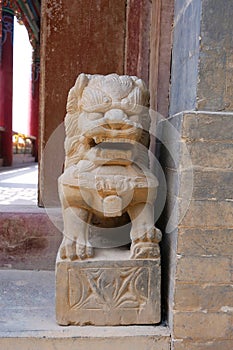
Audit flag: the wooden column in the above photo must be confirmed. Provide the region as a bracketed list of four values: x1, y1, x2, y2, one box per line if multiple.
[124, 0, 151, 87]
[29, 43, 40, 162]
[40, 0, 126, 206]
[0, 9, 14, 166]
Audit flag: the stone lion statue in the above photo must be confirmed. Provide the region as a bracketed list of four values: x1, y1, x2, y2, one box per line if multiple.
[58, 73, 161, 260]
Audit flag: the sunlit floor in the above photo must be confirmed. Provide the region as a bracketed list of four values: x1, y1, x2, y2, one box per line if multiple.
[0, 164, 38, 205]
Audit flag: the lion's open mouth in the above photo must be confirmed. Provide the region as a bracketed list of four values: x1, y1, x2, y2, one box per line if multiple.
[93, 126, 142, 145]
[94, 141, 134, 151]
[85, 121, 142, 146]
[85, 141, 135, 165]
[93, 136, 137, 144]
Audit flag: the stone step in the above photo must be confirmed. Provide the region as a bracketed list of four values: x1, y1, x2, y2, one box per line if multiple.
[0, 206, 62, 270]
[0, 269, 171, 350]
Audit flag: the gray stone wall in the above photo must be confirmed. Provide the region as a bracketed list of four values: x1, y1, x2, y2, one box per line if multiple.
[198, 0, 233, 111]
[164, 112, 233, 348]
[169, 0, 202, 115]
[165, 0, 233, 348]
[170, 0, 233, 114]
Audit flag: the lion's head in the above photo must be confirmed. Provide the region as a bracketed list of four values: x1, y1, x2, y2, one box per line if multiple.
[64, 73, 151, 168]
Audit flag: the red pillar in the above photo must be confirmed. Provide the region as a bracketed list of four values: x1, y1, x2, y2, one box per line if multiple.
[124, 0, 151, 86]
[29, 44, 40, 162]
[0, 10, 14, 166]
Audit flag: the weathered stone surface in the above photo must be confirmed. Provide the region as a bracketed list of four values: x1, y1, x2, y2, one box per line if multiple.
[170, 0, 233, 114]
[162, 111, 233, 169]
[177, 228, 233, 256]
[166, 167, 233, 200]
[190, 169, 233, 200]
[56, 249, 161, 326]
[56, 73, 161, 326]
[58, 73, 160, 261]
[169, 0, 202, 115]
[173, 340, 233, 350]
[0, 269, 170, 350]
[176, 256, 231, 283]
[180, 199, 233, 228]
[168, 1, 233, 347]
[174, 283, 233, 312]
[182, 112, 233, 141]
[161, 110, 233, 345]
[164, 195, 233, 231]
[197, 0, 233, 111]
[157, 139, 192, 173]
[173, 312, 233, 340]
[198, 49, 231, 111]
[186, 141, 233, 169]
[162, 135, 233, 170]
[0, 337, 170, 350]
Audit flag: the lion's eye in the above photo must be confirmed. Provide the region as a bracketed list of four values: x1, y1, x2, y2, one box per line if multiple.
[88, 113, 103, 120]
[81, 88, 111, 113]
[103, 97, 111, 104]
[121, 98, 130, 107]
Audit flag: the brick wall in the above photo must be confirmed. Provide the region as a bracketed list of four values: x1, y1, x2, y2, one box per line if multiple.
[168, 112, 233, 349]
[166, 0, 233, 348]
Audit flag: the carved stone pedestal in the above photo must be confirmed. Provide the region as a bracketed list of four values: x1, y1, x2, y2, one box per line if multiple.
[56, 248, 161, 326]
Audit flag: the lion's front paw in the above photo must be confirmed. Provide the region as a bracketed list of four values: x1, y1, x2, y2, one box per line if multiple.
[145, 227, 162, 243]
[60, 237, 77, 261]
[59, 237, 94, 260]
[76, 244, 94, 259]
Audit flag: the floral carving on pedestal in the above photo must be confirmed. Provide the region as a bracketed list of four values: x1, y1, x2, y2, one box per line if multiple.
[68, 266, 149, 311]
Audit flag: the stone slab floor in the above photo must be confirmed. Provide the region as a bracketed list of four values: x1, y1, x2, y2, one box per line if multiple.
[0, 163, 38, 206]
[0, 269, 170, 350]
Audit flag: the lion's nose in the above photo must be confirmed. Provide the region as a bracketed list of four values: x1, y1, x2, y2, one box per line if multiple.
[104, 109, 128, 129]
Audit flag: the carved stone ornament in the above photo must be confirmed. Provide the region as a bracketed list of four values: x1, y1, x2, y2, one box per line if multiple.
[56, 73, 161, 325]
[56, 250, 161, 325]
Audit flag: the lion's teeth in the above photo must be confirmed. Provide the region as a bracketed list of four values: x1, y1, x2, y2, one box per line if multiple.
[93, 136, 137, 144]
[94, 136, 102, 144]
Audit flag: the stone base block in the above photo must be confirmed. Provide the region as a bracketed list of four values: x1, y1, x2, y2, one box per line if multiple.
[0, 269, 171, 350]
[56, 248, 161, 326]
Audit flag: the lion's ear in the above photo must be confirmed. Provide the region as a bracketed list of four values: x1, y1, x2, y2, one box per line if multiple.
[66, 73, 89, 114]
